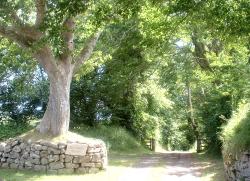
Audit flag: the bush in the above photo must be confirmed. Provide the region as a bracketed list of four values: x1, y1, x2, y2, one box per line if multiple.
[0, 120, 32, 141]
[200, 93, 232, 155]
[222, 103, 250, 162]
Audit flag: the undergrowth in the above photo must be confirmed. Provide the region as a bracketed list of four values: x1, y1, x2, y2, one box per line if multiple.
[0, 119, 147, 153]
[0, 121, 32, 141]
[222, 103, 250, 163]
[72, 124, 147, 153]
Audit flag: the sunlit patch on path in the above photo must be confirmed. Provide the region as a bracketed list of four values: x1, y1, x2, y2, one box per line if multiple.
[161, 152, 203, 181]
[118, 151, 210, 181]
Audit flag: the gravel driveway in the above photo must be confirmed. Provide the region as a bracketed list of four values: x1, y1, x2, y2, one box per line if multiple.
[118, 151, 204, 181]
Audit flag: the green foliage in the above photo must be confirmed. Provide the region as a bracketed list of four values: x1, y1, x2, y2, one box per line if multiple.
[0, 0, 249, 156]
[132, 78, 172, 141]
[222, 103, 250, 163]
[162, 121, 195, 151]
[0, 120, 32, 141]
[0, 0, 145, 57]
[0, 40, 48, 122]
[167, 0, 250, 38]
[200, 92, 232, 154]
[70, 8, 249, 153]
[71, 19, 146, 128]
[71, 17, 174, 144]
[72, 125, 146, 153]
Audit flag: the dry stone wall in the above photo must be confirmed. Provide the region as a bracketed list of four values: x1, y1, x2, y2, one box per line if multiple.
[224, 152, 250, 181]
[0, 137, 107, 174]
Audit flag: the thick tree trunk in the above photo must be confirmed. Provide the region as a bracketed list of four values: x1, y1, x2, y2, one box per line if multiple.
[38, 62, 73, 135]
[33, 31, 100, 135]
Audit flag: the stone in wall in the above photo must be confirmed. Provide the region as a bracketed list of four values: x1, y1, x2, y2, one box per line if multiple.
[224, 151, 250, 181]
[0, 136, 108, 175]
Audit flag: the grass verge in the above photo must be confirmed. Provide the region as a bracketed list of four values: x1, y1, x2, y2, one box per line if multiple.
[196, 153, 225, 181]
[221, 103, 250, 163]
[0, 121, 32, 141]
[72, 124, 147, 153]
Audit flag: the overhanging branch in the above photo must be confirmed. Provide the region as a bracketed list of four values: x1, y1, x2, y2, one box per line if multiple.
[33, 46, 58, 76]
[10, 12, 24, 26]
[0, 25, 57, 77]
[191, 31, 212, 71]
[0, 25, 31, 47]
[73, 31, 102, 74]
[35, 0, 46, 27]
[60, 17, 75, 61]
[0, 1, 60, 79]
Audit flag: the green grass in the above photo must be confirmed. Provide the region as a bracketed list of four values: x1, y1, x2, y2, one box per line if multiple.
[72, 124, 147, 153]
[222, 103, 250, 163]
[197, 153, 225, 181]
[0, 121, 33, 141]
[0, 121, 147, 154]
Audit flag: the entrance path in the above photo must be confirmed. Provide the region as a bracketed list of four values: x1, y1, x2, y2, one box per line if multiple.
[0, 151, 224, 181]
[117, 151, 214, 181]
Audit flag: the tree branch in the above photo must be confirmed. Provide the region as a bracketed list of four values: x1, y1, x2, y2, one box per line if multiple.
[0, 25, 32, 47]
[33, 46, 58, 77]
[35, 0, 46, 27]
[0, 4, 42, 45]
[10, 12, 24, 26]
[73, 31, 102, 74]
[191, 31, 212, 71]
[0, 2, 56, 77]
[0, 25, 56, 77]
[0, 23, 43, 47]
[60, 17, 75, 61]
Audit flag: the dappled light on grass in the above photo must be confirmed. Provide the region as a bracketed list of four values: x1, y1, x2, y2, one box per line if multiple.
[202, 173, 217, 181]
[197, 154, 225, 181]
[0, 165, 131, 181]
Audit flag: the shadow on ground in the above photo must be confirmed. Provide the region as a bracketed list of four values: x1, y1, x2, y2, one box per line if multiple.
[111, 152, 225, 181]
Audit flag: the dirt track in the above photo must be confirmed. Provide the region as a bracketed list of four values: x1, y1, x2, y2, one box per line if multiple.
[118, 152, 204, 181]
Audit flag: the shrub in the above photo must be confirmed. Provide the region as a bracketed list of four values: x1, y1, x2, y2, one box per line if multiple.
[0, 120, 32, 141]
[222, 103, 250, 163]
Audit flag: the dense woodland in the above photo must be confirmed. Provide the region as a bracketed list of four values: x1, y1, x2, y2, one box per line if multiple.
[0, 0, 249, 158]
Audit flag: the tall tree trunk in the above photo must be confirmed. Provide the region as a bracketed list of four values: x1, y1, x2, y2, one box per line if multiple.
[38, 60, 73, 135]
[186, 81, 201, 153]
[33, 31, 101, 136]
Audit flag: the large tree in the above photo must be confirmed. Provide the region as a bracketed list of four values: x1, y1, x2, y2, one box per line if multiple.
[0, 0, 140, 135]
